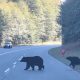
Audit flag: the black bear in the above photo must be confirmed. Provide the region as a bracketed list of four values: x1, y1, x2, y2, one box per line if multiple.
[66, 56, 80, 69]
[20, 56, 44, 70]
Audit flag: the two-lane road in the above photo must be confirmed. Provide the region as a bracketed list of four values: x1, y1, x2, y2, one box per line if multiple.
[0, 45, 80, 80]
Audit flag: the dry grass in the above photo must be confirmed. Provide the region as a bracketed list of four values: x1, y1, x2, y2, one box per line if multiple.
[32, 41, 62, 45]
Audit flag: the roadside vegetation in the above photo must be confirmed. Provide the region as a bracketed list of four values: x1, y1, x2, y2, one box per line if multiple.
[0, 0, 61, 46]
[49, 0, 80, 73]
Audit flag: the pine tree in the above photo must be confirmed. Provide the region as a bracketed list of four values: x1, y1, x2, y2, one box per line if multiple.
[58, 0, 80, 44]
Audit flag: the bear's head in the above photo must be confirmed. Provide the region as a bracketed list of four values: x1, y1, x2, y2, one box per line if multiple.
[66, 57, 71, 59]
[66, 56, 73, 61]
[20, 57, 27, 62]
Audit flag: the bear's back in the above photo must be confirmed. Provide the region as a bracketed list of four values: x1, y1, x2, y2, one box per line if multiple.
[67, 57, 80, 64]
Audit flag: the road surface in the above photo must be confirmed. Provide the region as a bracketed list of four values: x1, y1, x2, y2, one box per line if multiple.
[0, 45, 80, 80]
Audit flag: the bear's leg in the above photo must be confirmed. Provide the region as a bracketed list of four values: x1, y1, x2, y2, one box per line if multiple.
[38, 66, 42, 70]
[31, 65, 34, 70]
[38, 65, 44, 70]
[24, 64, 30, 70]
[42, 65, 44, 69]
[38, 67, 41, 70]
[69, 63, 72, 66]
[72, 64, 75, 69]
[69, 63, 75, 69]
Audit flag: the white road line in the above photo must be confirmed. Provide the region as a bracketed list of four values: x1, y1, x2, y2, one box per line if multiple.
[0, 48, 31, 56]
[13, 62, 17, 68]
[13, 62, 17, 65]
[18, 56, 23, 61]
[4, 68, 10, 73]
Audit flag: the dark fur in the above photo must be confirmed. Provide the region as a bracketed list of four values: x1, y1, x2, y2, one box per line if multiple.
[20, 56, 44, 70]
[66, 56, 80, 68]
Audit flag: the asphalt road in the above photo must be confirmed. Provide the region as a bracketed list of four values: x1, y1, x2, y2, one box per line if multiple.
[0, 45, 80, 80]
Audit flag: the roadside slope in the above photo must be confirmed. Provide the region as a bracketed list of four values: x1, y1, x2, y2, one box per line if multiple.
[49, 42, 80, 72]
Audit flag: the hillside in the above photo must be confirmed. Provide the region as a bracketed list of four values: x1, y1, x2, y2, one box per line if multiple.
[0, 0, 61, 45]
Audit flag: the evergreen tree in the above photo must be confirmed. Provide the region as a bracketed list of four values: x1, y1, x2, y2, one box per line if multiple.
[58, 0, 80, 44]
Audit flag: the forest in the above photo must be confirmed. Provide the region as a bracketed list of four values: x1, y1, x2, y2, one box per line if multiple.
[0, 0, 61, 45]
